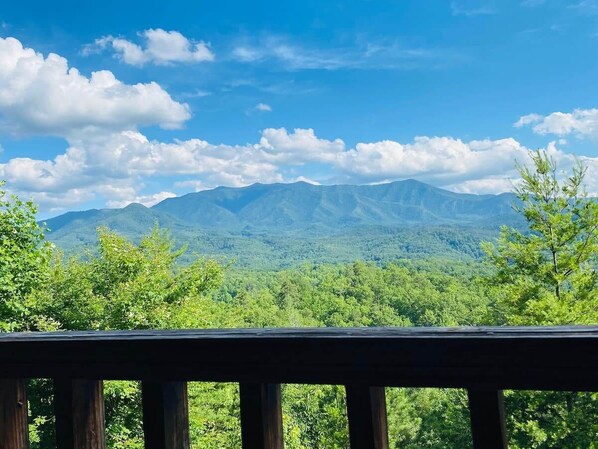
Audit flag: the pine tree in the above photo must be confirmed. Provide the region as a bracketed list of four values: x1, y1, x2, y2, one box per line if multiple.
[483, 150, 598, 325]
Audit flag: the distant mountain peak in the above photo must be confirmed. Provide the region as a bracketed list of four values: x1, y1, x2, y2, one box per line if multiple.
[45, 179, 518, 237]
[42, 179, 523, 268]
[123, 202, 148, 211]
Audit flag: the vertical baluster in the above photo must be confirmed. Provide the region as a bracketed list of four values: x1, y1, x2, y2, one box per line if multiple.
[239, 383, 284, 449]
[142, 381, 190, 449]
[0, 378, 29, 449]
[345, 385, 389, 449]
[54, 379, 106, 449]
[467, 388, 508, 449]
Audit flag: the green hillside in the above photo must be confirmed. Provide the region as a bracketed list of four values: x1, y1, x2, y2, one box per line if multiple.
[44, 180, 522, 268]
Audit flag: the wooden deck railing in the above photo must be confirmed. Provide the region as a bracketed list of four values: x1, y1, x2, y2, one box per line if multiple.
[0, 327, 596, 449]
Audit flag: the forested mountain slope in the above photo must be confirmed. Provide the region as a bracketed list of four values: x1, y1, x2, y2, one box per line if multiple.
[44, 180, 521, 267]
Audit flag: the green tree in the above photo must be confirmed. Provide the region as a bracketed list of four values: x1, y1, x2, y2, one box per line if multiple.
[0, 182, 52, 331]
[483, 151, 598, 449]
[29, 225, 226, 449]
[483, 151, 598, 325]
[38, 225, 224, 331]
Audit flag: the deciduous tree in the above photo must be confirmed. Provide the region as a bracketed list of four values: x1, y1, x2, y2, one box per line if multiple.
[0, 182, 52, 331]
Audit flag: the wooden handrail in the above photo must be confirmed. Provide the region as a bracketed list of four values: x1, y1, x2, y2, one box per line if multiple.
[0, 326, 597, 449]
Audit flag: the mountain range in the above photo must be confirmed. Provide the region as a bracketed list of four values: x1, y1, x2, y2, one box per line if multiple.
[44, 180, 522, 268]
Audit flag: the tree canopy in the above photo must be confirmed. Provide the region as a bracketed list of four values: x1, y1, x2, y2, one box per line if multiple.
[0, 182, 52, 331]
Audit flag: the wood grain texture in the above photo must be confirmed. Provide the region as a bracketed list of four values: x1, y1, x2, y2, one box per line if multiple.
[240, 383, 283, 449]
[0, 378, 29, 449]
[142, 381, 190, 449]
[54, 379, 106, 449]
[345, 386, 389, 449]
[467, 389, 508, 449]
[0, 327, 595, 391]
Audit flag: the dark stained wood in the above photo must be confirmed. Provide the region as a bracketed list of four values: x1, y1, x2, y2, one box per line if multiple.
[0, 327, 595, 449]
[142, 381, 190, 449]
[0, 379, 29, 449]
[54, 379, 106, 449]
[345, 386, 389, 449]
[0, 327, 596, 391]
[239, 383, 283, 449]
[467, 389, 508, 449]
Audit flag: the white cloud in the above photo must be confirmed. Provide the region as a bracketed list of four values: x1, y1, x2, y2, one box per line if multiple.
[255, 103, 272, 112]
[0, 37, 190, 137]
[336, 136, 531, 186]
[232, 47, 261, 62]
[514, 113, 543, 128]
[0, 129, 284, 212]
[447, 178, 516, 194]
[179, 89, 211, 99]
[293, 176, 321, 185]
[515, 108, 598, 139]
[336, 136, 598, 194]
[106, 191, 176, 208]
[86, 29, 214, 66]
[232, 36, 459, 71]
[258, 128, 345, 164]
[6, 124, 598, 215]
[174, 180, 211, 192]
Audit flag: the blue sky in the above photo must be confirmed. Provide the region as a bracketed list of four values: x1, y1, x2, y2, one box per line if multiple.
[1, 0, 597, 216]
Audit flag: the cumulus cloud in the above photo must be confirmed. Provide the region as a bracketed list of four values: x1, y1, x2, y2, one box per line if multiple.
[1, 127, 338, 200]
[337, 136, 532, 186]
[258, 128, 344, 164]
[0, 129, 282, 211]
[515, 108, 598, 139]
[6, 124, 598, 214]
[0, 37, 190, 136]
[86, 29, 214, 66]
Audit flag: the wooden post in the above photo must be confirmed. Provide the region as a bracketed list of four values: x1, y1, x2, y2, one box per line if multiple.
[0, 379, 29, 449]
[54, 379, 106, 449]
[239, 383, 284, 449]
[345, 386, 389, 449]
[467, 388, 508, 449]
[142, 381, 190, 449]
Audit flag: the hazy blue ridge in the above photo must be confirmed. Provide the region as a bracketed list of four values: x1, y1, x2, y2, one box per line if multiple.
[43, 180, 522, 268]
